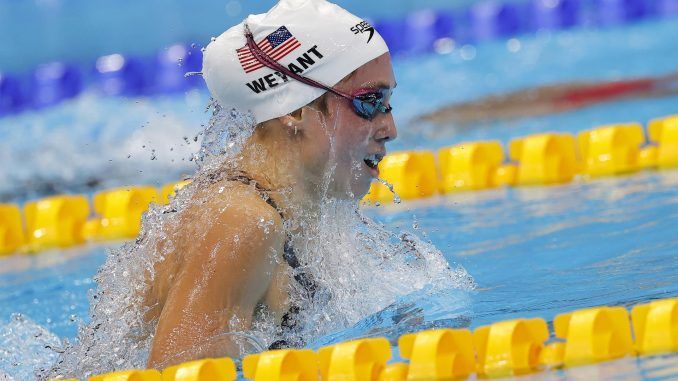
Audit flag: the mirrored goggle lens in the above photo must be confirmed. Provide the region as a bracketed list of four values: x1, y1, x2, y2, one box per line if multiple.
[352, 88, 393, 120]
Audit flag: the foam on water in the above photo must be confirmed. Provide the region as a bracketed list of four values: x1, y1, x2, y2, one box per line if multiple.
[0, 91, 206, 203]
[0, 315, 63, 380]
[22, 102, 474, 379]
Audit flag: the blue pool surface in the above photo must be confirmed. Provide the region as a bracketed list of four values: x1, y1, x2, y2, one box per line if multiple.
[1, 8, 677, 381]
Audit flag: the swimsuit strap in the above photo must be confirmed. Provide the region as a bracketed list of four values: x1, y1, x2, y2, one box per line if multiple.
[224, 171, 280, 215]
[224, 172, 317, 293]
[224, 171, 318, 349]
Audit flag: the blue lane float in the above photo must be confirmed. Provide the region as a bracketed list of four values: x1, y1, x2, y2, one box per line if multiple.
[94, 54, 151, 96]
[374, 18, 410, 55]
[658, 0, 678, 15]
[433, 10, 457, 41]
[594, 0, 656, 25]
[530, 0, 581, 30]
[0, 74, 26, 116]
[154, 43, 204, 93]
[30, 62, 82, 108]
[466, 1, 528, 41]
[1, 0, 678, 118]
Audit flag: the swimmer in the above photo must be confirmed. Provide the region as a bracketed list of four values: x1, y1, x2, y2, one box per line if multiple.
[143, 0, 397, 368]
[417, 72, 678, 127]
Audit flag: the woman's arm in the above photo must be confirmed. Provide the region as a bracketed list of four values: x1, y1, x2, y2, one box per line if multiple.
[147, 191, 284, 369]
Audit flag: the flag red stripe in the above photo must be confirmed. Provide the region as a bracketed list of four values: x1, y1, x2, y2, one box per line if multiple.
[238, 36, 301, 73]
[243, 38, 298, 64]
[236, 36, 268, 52]
[238, 41, 274, 58]
[269, 39, 300, 60]
[242, 40, 300, 72]
[241, 38, 299, 70]
[238, 40, 274, 56]
[242, 47, 300, 73]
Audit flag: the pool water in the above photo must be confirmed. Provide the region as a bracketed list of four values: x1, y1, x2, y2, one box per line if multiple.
[1, 12, 677, 381]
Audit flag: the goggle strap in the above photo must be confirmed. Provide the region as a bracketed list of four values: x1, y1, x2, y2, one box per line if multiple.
[244, 24, 353, 101]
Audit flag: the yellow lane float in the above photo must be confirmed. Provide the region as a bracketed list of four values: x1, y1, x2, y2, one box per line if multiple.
[638, 145, 659, 169]
[365, 151, 439, 203]
[553, 306, 633, 367]
[578, 123, 644, 177]
[159, 180, 192, 205]
[88, 186, 158, 241]
[509, 133, 578, 185]
[78, 297, 678, 381]
[162, 358, 236, 381]
[473, 318, 549, 377]
[319, 338, 391, 380]
[0, 204, 24, 255]
[89, 369, 161, 381]
[631, 298, 678, 356]
[649, 114, 678, 168]
[23, 195, 89, 253]
[492, 163, 518, 187]
[376, 363, 409, 381]
[398, 328, 475, 379]
[438, 141, 504, 192]
[243, 349, 318, 381]
[4, 114, 678, 253]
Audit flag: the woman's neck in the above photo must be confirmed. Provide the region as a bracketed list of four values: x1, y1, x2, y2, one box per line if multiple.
[234, 132, 321, 224]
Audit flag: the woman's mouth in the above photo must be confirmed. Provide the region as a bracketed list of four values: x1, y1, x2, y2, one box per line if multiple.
[364, 153, 384, 178]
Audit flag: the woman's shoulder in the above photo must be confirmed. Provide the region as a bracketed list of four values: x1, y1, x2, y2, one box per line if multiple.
[181, 180, 286, 247]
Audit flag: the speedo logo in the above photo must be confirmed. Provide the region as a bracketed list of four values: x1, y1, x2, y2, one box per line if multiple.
[351, 20, 375, 44]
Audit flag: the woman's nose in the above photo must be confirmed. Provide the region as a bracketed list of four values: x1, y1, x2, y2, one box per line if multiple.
[374, 114, 398, 143]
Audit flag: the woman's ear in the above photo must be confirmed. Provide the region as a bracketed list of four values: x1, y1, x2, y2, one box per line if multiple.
[278, 94, 329, 135]
[278, 108, 302, 133]
[278, 105, 317, 136]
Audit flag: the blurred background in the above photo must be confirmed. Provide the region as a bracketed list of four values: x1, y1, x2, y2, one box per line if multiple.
[1, 0, 677, 203]
[1, 1, 678, 379]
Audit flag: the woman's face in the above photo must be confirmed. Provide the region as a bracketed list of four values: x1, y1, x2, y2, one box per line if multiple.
[297, 53, 397, 199]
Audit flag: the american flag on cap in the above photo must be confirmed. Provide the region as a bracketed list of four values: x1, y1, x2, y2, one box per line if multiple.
[237, 26, 301, 74]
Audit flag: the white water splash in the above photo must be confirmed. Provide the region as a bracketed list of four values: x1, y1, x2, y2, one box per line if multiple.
[0, 314, 63, 380]
[0, 92, 205, 202]
[31, 101, 474, 379]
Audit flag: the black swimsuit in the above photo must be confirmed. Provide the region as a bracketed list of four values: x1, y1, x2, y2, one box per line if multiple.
[222, 172, 317, 349]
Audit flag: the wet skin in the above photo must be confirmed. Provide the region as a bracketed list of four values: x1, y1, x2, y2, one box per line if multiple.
[145, 53, 397, 368]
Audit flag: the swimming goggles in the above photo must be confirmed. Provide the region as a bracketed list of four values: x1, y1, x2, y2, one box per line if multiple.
[244, 25, 393, 121]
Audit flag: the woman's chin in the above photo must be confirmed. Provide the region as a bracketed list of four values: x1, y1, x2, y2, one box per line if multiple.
[350, 177, 373, 200]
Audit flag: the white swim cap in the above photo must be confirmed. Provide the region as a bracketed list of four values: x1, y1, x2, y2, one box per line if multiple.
[202, 0, 389, 124]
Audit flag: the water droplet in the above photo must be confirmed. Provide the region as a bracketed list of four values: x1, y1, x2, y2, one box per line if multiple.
[460, 44, 476, 60]
[507, 38, 521, 53]
[377, 178, 401, 204]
